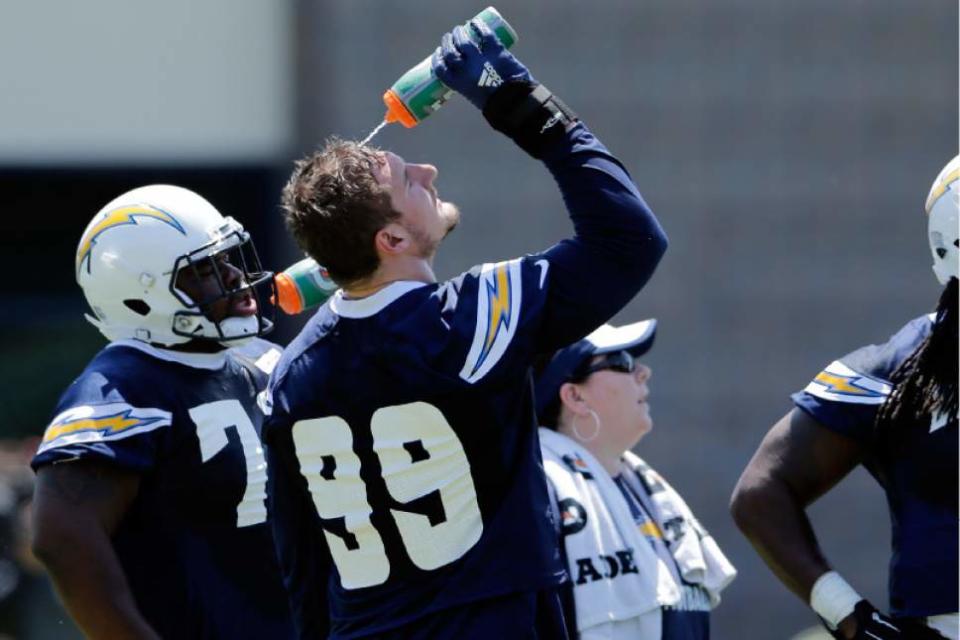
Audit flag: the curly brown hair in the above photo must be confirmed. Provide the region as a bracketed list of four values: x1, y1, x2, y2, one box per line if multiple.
[281, 138, 399, 286]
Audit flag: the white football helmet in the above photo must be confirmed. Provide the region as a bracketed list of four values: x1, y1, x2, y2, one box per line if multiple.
[76, 184, 275, 346]
[925, 156, 959, 285]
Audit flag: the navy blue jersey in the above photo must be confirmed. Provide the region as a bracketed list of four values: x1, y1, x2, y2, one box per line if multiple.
[264, 123, 667, 639]
[792, 315, 959, 618]
[32, 339, 294, 640]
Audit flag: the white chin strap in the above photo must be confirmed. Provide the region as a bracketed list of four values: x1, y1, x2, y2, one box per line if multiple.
[171, 313, 261, 345]
[217, 316, 261, 344]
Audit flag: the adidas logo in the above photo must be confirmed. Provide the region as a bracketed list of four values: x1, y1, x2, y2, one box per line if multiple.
[477, 62, 502, 88]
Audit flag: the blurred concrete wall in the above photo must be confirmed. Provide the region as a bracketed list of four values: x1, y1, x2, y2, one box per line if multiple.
[296, 1, 957, 637]
[0, 0, 294, 163]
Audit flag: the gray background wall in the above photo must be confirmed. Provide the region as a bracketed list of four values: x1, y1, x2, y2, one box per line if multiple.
[0, 1, 955, 637]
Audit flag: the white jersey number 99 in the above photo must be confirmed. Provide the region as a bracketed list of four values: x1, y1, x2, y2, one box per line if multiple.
[291, 401, 483, 589]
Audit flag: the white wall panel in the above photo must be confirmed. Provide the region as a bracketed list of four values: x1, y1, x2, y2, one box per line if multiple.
[0, 0, 293, 163]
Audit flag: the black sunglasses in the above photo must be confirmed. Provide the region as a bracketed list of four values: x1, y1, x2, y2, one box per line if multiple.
[571, 350, 636, 380]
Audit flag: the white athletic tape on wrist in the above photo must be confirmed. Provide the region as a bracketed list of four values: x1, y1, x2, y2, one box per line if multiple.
[810, 571, 862, 630]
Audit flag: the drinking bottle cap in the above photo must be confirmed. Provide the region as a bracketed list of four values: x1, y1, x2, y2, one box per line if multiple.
[383, 89, 419, 128]
[273, 272, 304, 315]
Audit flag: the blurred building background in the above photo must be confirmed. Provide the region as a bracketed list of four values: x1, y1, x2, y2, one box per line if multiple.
[0, 0, 955, 637]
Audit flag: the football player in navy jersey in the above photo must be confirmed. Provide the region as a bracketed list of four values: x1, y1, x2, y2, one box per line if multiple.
[265, 19, 667, 640]
[731, 157, 959, 640]
[29, 185, 294, 639]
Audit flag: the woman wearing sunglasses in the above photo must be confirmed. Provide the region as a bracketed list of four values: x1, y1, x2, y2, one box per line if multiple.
[534, 320, 736, 640]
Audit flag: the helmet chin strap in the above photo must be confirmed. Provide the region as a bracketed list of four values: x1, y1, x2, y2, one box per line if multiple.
[172, 284, 266, 345]
[169, 312, 263, 346]
[217, 316, 261, 345]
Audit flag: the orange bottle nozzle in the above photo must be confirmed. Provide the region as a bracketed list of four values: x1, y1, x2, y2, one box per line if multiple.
[272, 272, 304, 315]
[383, 89, 419, 128]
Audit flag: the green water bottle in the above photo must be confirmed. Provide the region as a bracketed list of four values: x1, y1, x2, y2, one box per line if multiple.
[382, 6, 518, 128]
[274, 258, 338, 315]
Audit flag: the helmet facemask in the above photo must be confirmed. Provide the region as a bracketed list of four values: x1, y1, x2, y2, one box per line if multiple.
[168, 224, 276, 345]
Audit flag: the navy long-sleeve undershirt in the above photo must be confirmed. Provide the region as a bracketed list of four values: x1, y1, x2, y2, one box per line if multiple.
[533, 122, 667, 351]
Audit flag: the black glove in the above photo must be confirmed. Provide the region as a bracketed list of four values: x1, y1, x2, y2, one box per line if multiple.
[827, 601, 947, 640]
[430, 18, 577, 159]
[430, 19, 533, 111]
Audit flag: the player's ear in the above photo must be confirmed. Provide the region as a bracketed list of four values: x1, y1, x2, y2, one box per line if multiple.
[374, 222, 410, 257]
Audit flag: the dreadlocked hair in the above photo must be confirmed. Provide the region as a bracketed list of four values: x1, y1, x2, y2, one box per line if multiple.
[875, 277, 958, 443]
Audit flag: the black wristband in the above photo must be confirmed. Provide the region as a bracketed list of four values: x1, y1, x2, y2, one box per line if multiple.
[482, 81, 579, 159]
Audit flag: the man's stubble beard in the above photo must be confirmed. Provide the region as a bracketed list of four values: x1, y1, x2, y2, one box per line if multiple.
[441, 201, 461, 237]
[410, 201, 461, 259]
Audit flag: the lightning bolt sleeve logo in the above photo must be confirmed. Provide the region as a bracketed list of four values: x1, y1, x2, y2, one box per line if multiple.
[472, 266, 512, 376]
[39, 403, 172, 454]
[804, 361, 892, 405]
[459, 260, 524, 384]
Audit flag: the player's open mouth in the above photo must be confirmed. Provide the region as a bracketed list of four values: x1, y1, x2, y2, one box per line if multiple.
[230, 293, 258, 316]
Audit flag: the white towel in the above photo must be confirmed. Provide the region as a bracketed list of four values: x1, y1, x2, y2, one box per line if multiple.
[540, 429, 677, 632]
[539, 429, 736, 633]
[620, 452, 737, 607]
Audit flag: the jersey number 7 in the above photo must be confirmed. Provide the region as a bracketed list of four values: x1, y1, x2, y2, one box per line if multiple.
[291, 401, 484, 589]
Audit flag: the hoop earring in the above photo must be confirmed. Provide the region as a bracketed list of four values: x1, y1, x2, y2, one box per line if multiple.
[572, 409, 601, 443]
